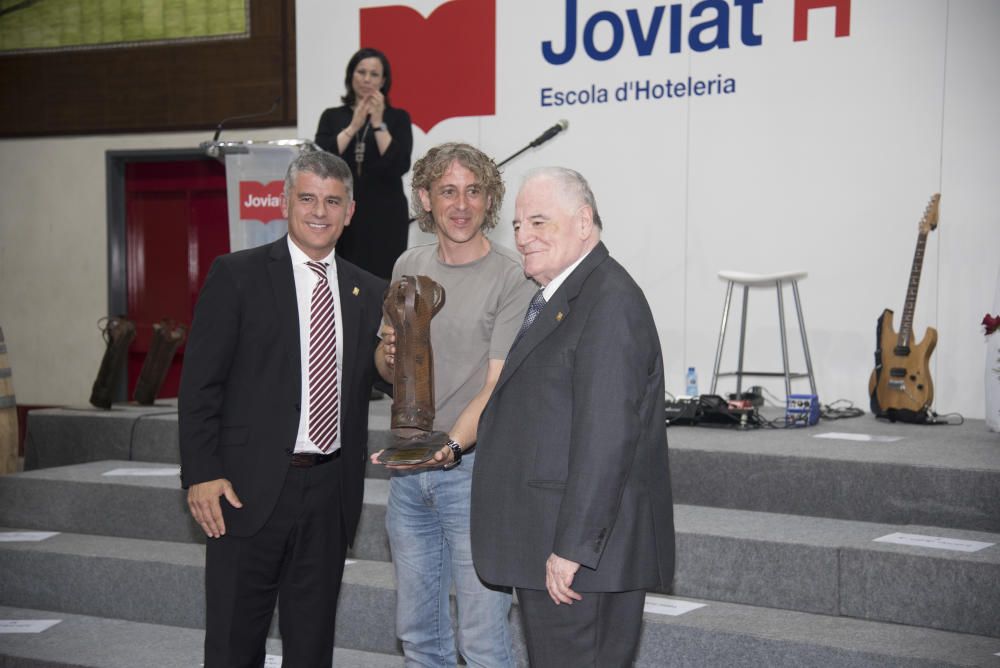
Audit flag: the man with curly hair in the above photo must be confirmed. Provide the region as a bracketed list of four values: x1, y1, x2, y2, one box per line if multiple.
[373, 142, 535, 666]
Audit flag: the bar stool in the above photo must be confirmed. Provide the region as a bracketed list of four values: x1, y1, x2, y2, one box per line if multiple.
[710, 271, 818, 398]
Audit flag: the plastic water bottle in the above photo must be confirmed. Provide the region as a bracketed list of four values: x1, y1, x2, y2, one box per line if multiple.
[685, 367, 698, 396]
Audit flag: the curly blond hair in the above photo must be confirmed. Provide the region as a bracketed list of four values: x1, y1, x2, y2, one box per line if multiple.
[410, 143, 505, 233]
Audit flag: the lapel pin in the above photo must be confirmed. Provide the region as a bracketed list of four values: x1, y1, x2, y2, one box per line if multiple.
[352, 286, 360, 296]
[556, 312, 564, 322]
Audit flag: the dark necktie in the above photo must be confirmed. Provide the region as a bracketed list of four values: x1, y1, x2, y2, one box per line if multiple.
[306, 261, 338, 452]
[512, 290, 546, 348]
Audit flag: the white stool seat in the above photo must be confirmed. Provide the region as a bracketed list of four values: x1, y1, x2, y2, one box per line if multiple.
[710, 270, 817, 400]
[719, 270, 808, 285]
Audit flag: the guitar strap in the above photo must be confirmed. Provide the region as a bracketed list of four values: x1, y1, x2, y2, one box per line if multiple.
[870, 311, 887, 416]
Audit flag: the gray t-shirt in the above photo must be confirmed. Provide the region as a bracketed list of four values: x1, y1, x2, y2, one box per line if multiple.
[391, 241, 536, 433]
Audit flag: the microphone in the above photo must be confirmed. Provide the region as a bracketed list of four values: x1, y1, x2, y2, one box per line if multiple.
[212, 96, 282, 142]
[495, 119, 571, 168]
[529, 119, 569, 148]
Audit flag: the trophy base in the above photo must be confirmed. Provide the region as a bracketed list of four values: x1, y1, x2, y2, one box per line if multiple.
[377, 431, 451, 465]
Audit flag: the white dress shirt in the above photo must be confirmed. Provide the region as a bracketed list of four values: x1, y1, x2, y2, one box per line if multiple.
[541, 247, 593, 300]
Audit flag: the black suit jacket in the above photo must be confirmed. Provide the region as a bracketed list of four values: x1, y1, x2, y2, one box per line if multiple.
[471, 242, 675, 592]
[179, 237, 386, 541]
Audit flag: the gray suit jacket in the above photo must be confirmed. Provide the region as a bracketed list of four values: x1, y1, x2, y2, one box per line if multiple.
[178, 236, 386, 540]
[471, 242, 675, 592]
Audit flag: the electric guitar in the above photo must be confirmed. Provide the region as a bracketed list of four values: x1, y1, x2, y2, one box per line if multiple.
[868, 194, 940, 416]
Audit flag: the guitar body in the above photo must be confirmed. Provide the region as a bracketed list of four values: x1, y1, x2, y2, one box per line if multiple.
[868, 308, 937, 413]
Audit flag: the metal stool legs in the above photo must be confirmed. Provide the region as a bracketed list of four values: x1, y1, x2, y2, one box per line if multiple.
[791, 280, 818, 396]
[736, 286, 750, 394]
[710, 282, 733, 395]
[776, 280, 792, 398]
[710, 273, 817, 399]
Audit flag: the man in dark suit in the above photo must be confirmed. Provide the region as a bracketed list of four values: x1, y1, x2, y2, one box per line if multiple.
[179, 150, 386, 667]
[470, 167, 675, 666]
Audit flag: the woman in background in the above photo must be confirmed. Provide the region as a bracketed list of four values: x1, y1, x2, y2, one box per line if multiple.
[315, 47, 413, 280]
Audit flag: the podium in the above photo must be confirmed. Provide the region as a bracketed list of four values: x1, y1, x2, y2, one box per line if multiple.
[200, 139, 319, 252]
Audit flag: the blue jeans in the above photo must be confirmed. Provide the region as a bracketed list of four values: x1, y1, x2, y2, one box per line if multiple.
[386, 451, 515, 667]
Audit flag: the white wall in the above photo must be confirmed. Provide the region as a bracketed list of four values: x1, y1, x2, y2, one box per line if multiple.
[2, 1, 995, 416]
[0, 127, 292, 405]
[297, 0, 1000, 417]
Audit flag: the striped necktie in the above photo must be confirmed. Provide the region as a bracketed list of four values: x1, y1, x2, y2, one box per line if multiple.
[306, 261, 338, 452]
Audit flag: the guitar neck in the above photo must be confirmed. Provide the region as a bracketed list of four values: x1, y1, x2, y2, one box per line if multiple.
[898, 231, 929, 349]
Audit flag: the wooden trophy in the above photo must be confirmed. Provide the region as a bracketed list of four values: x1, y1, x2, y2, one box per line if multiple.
[133, 320, 187, 405]
[377, 275, 449, 465]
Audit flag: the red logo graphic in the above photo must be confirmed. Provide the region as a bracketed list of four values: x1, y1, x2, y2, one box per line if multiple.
[793, 0, 851, 41]
[239, 180, 284, 223]
[361, 0, 495, 133]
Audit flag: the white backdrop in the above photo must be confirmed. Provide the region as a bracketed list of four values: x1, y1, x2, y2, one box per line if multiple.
[297, 0, 1000, 417]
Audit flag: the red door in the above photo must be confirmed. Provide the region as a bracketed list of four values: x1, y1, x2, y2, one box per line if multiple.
[125, 160, 229, 399]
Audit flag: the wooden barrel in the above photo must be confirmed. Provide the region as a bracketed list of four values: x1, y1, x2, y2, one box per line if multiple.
[0, 327, 18, 474]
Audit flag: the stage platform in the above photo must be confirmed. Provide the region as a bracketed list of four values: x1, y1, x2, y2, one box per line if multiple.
[2, 400, 998, 666]
[0, 606, 404, 668]
[24, 399, 1000, 530]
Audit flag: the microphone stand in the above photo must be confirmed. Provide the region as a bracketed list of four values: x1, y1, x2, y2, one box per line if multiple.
[212, 96, 282, 142]
[497, 144, 534, 169]
[201, 96, 283, 158]
[497, 121, 568, 168]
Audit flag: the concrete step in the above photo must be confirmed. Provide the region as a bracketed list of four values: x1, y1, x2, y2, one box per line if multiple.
[668, 414, 1000, 533]
[0, 528, 206, 629]
[23, 403, 182, 471]
[671, 506, 1000, 638]
[0, 606, 404, 667]
[24, 404, 1000, 531]
[0, 536, 998, 668]
[0, 529, 405, 660]
[0, 461, 391, 562]
[634, 593, 1000, 668]
[3, 462, 999, 637]
[22, 402, 395, 475]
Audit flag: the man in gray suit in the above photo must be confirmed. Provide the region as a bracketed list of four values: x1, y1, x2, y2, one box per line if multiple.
[470, 167, 675, 666]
